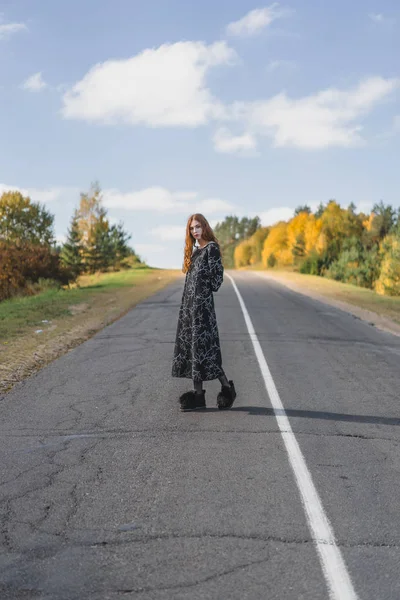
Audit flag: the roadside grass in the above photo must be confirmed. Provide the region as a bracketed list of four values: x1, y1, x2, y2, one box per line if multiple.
[0, 267, 169, 341]
[0, 267, 182, 394]
[77, 265, 156, 290]
[243, 263, 400, 326]
[1, 287, 89, 341]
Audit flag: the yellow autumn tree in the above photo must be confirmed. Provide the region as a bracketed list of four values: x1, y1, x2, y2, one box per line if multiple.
[262, 221, 291, 267]
[76, 182, 108, 246]
[249, 226, 270, 265]
[375, 234, 400, 296]
[362, 204, 395, 249]
[317, 200, 363, 261]
[287, 212, 310, 263]
[304, 215, 324, 254]
[234, 241, 253, 268]
[233, 226, 270, 268]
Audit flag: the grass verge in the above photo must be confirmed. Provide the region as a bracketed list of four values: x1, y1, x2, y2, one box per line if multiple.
[0, 267, 182, 395]
[244, 264, 400, 328]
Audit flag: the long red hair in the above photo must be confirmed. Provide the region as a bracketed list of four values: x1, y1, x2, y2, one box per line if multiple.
[182, 213, 221, 273]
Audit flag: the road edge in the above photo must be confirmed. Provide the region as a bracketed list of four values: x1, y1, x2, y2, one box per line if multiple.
[0, 273, 182, 398]
[252, 271, 400, 339]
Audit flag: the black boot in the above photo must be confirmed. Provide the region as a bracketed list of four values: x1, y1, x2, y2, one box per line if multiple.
[179, 390, 206, 411]
[217, 380, 236, 410]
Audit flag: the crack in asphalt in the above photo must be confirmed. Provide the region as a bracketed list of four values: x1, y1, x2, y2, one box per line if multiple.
[0, 437, 104, 552]
[114, 556, 270, 595]
[2, 429, 399, 453]
[3, 526, 400, 554]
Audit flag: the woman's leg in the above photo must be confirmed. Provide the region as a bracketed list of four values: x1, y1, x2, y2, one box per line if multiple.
[194, 380, 203, 393]
[193, 379, 206, 409]
[218, 369, 229, 388]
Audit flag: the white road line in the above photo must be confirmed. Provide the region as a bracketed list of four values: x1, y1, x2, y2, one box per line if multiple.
[226, 273, 359, 600]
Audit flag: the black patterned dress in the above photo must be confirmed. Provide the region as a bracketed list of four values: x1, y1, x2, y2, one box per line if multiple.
[172, 241, 224, 382]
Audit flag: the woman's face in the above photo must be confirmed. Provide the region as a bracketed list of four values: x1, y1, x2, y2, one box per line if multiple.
[190, 219, 203, 242]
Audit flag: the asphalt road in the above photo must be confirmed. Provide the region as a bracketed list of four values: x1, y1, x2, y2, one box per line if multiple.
[1, 271, 400, 600]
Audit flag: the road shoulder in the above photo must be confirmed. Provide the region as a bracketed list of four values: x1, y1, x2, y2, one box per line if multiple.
[0, 270, 182, 396]
[252, 271, 400, 339]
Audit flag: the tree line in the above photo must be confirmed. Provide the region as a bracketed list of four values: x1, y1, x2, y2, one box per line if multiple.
[0, 183, 142, 302]
[2, 187, 398, 302]
[229, 200, 400, 296]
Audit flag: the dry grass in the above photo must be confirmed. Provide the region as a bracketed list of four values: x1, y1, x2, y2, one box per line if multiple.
[0, 268, 182, 395]
[244, 264, 400, 326]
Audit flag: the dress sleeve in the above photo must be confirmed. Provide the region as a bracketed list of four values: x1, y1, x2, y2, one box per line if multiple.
[207, 243, 224, 292]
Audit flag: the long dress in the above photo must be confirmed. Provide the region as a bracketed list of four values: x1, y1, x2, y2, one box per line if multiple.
[171, 241, 224, 382]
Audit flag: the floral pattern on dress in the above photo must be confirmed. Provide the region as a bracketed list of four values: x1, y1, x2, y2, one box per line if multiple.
[172, 241, 224, 382]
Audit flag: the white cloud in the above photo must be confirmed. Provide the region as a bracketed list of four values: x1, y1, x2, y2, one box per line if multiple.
[259, 207, 294, 226]
[103, 187, 192, 212]
[27, 187, 62, 203]
[0, 21, 27, 40]
[394, 115, 400, 131]
[21, 72, 47, 92]
[213, 127, 257, 154]
[196, 197, 234, 212]
[103, 186, 234, 214]
[62, 41, 236, 127]
[226, 4, 291, 37]
[173, 191, 198, 201]
[368, 13, 395, 25]
[150, 226, 185, 242]
[0, 183, 62, 203]
[231, 76, 400, 149]
[369, 13, 384, 23]
[60, 33, 396, 155]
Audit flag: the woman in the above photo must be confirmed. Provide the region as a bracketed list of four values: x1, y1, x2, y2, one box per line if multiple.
[172, 213, 236, 411]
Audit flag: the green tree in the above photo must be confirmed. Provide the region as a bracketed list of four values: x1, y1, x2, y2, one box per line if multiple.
[371, 201, 396, 239]
[238, 216, 261, 239]
[326, 236, 380, 288]
[348, 202, 357, 215]
[391, 208, 400, 235]
[0, 190, 55, 245]
[60, 210, 84, 280]
[109, 222, 132, 267]
[292, 232, 306, 260]
[314, 202, 325, 219]
[76, 182, 113, 272]
[319, 200, 362, 264]
[74, 184, 133, 273]
[294, 205, 311, 216]
[214, 215, 261, 268]
[83, 215, 111, 273]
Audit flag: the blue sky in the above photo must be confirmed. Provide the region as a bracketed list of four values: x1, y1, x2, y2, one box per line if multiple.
[1, 0, 399, 268]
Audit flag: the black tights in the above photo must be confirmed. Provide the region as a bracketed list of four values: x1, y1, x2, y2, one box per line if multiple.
[194, 370, 229, 393]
